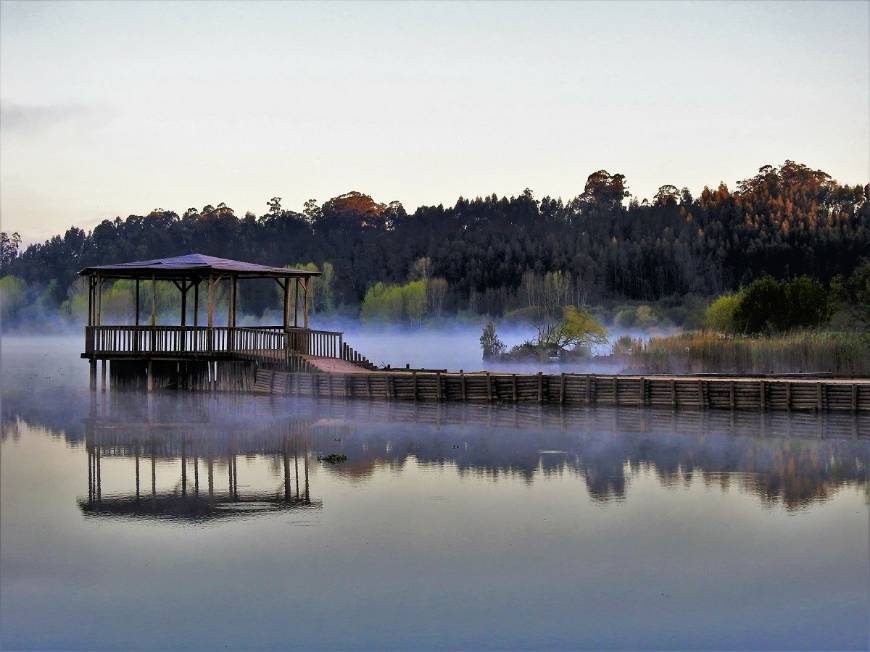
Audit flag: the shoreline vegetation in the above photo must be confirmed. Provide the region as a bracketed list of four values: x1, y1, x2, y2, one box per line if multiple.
[611, 331, 870, 376]
[481, 269, 870, 375]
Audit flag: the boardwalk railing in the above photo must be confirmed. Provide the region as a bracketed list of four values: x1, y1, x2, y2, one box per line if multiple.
[253, 370, 870, 413]
[340, 342, 377, 370]
[85, 325, 370, 365]
[285, 327, 343, 358]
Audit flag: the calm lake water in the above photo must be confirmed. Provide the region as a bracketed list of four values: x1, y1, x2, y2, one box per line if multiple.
[1, 336, 868, 650]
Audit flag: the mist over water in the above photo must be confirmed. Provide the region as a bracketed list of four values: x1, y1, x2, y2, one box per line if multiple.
[1, 315, 640, 373]
[325, 323, 630, 373]
[1, 336, 868, 650]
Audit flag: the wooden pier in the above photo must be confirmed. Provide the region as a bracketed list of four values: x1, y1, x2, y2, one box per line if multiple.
[80, 254, 870, 415]
[249, 369, 870, 413]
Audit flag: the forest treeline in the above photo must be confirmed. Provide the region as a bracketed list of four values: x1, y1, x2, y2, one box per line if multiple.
[1, 160, 868, 326]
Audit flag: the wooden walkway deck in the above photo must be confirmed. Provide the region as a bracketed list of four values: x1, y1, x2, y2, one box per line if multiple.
[301, 355, 374, 374]
[249, 368, 870, 413]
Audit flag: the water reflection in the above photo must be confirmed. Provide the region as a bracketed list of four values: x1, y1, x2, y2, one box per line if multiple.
[3, 340, 869, 650]
[81, 425, 315, 522]
[4, 391, 865, 514]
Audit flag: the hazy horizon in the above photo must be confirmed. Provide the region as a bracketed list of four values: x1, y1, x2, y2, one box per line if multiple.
[2, 0, 869, 243]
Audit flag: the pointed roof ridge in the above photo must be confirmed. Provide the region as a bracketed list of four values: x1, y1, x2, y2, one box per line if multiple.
[79, 253, 320, 278]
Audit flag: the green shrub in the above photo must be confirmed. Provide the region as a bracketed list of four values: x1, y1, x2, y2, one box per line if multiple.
[704, 293, 742, 333]
[707, 276, 832, 335]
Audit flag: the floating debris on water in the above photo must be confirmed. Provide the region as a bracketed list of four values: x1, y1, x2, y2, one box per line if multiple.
[318, 453, 348, 464]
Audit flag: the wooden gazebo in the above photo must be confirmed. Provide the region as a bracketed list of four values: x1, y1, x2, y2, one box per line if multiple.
[80, 253, 373, 390]
[80, 253, 319, 331]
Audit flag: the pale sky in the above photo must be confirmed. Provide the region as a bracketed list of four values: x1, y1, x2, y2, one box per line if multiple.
[1, 0, 868, 242]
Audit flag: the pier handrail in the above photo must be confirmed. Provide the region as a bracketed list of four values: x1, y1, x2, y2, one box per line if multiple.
[284, 326, 343, 358]
[84, 324, 357, 361]
[85, 325, 287, 356]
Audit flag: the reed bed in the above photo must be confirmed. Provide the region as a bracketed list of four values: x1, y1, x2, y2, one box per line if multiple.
[621, 331, 870, 376]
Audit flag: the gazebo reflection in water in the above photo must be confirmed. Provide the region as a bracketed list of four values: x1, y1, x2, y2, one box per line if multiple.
[80, 411, 320, 522]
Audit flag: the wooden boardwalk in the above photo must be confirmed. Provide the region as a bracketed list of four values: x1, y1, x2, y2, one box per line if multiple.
[249, 368, 870, 413]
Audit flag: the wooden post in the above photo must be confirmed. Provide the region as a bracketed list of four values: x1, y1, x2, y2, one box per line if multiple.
[95, 277, 102, 326]
[180, 280, 187, 326]
[87, 276, 94, 326]
[281, 279, 290, 331]
[817, 382, 823, 412]
[460, 371, 467, 401]
[150, 276, 157, 326]
[230, 275, 237, 328]
[759, 380, 765, 411]
[193, 280, 199, 327]
[302, 278, 310, 328]
[228, 275, 237, 351]
[560, 373, 566, 405]
[294, 278, 300, 327]
[640, 377, 646, 406]
[207, 276, 215, 328]
[786, 382, 792, 412]
[486, 372, 493, 402]
[512, 374, 517, 402]
[537, 372, 543, 404]
[100, 360, 106, 392]
[89, 359, 97, 391]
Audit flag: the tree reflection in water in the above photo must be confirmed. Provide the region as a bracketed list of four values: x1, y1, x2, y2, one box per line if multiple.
[2, 392, 859, 516]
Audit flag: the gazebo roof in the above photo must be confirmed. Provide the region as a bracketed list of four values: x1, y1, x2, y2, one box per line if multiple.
[79, 253, 320, 279]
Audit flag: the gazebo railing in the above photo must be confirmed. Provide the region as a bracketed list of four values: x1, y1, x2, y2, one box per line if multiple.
[85, 325, 348, 359]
